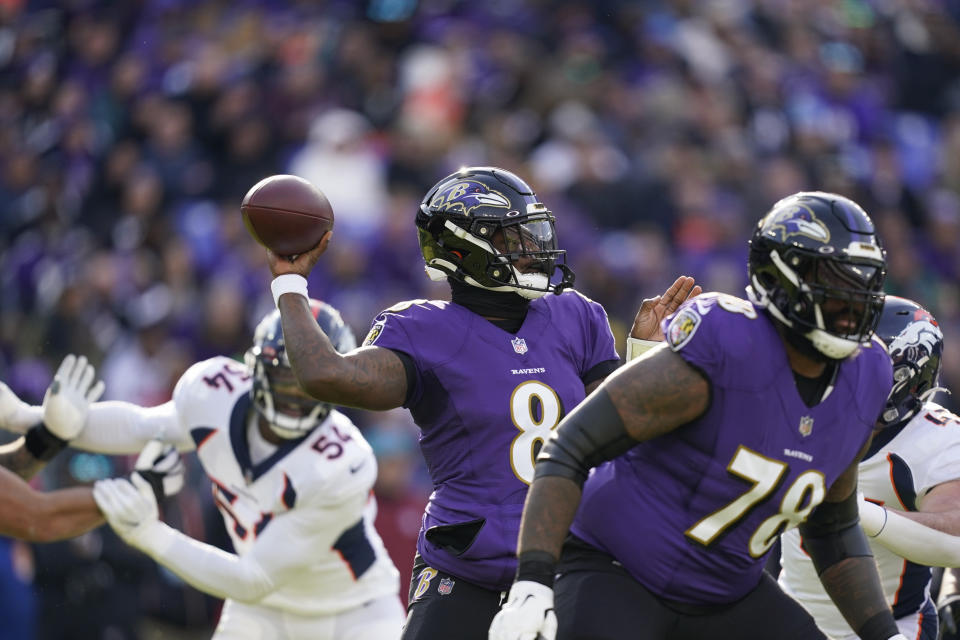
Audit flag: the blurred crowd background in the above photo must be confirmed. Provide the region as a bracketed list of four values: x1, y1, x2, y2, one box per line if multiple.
[2, 0, 960, 637]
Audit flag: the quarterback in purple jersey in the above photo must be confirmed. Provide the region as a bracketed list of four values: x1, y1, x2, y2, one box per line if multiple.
[490, 192, 908, 640]
[264, 166, 699, 640]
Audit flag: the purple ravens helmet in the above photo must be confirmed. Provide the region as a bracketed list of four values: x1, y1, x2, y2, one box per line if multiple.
[416, 167, 574, 298]
[747, 191, 887, 359]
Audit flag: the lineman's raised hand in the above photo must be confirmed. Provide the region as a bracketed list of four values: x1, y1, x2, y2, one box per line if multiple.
[42, 354, 105, 441]
[630, 276, 701, 341]
[488, 581, 557, 640]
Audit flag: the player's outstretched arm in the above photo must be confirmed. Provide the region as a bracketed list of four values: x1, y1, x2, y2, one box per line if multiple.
[0, 462, 102, 542]
[859, 478, 960, 567]
[275, 293, 407, 411]
[802, 457, 904, 640]
[1, 354, 190, 455]
[0, 438, 186, 543]
[95, 473, 369, 603]
[267, 236, 408, 411]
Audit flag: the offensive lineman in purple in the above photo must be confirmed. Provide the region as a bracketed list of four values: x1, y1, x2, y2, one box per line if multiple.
[490, 192, 905, 640]
[571, 293, 890, 603]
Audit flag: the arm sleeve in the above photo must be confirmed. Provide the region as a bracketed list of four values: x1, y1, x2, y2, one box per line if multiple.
[1, 403, 42, 435]
[69, 401, 194, 454]
[860, 499, 960, 567]
[130, 489, 368, 602]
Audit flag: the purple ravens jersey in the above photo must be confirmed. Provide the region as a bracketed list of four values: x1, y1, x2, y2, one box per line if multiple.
[364, 291, 618, 590]
[570, 292, 893, 605]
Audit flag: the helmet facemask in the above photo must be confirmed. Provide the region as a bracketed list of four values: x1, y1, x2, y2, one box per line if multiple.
[749, 244, 886, 360]
[245, 344, 330, 439]
[244, 300, 356, 439]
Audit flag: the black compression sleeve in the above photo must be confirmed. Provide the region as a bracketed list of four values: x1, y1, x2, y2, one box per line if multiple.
[799, 492, 872, 575]
[856, 611, 900, 640]
[535, 389, 636, 487]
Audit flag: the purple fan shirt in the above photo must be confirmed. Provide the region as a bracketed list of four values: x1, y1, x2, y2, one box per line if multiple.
[364, 291, 618, 590]
[570, 292, 893, 605]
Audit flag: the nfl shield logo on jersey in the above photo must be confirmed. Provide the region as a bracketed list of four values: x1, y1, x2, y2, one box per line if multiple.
[511, 337, 528, 355]
[798, 416, 814, 437]
[438, 577, 455, 595]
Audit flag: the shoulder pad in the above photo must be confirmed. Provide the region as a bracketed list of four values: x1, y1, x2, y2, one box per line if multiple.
[173, 356, 249, 410]
[296, 413, 377, 505]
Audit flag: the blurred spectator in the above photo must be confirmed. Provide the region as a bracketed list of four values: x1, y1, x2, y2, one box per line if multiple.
[289, 108, 389, 241]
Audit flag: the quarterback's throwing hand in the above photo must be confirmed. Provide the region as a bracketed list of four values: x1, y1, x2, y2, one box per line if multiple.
[42, 354, 105, 441]
[265, 230, 331, 279]
[489, 581, 557, 640]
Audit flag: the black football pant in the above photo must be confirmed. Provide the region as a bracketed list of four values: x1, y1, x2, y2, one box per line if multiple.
[400, 554, 503, 640]
[555, 537, 827, 640]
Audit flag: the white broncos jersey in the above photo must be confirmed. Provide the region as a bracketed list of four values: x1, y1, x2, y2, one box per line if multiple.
[149, 356, 401, 616]
[780, 401, 960, 638]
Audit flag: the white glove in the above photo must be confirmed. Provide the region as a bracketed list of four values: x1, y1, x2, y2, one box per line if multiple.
[489, 581, 557, 640]
[42, 354, 105, 441]
[93, 474, 160, 549]
[0, 381, 32, 430]
[133, 440, 185, 502]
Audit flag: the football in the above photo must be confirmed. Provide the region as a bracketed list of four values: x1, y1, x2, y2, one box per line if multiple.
[241, 174, 334, 256]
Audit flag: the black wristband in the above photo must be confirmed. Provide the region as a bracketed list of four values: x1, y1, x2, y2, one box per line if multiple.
[856, 611, 899, 640]
[24, 423, 69, 461]
[516, 551, 557, 588]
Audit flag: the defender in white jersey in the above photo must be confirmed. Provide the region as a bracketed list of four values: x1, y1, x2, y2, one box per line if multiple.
[24, 300, 403, 640]
[781, 296, 958, 640]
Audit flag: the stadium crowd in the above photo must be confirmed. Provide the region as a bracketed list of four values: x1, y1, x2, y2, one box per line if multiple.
[1, 0, 959, 636]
